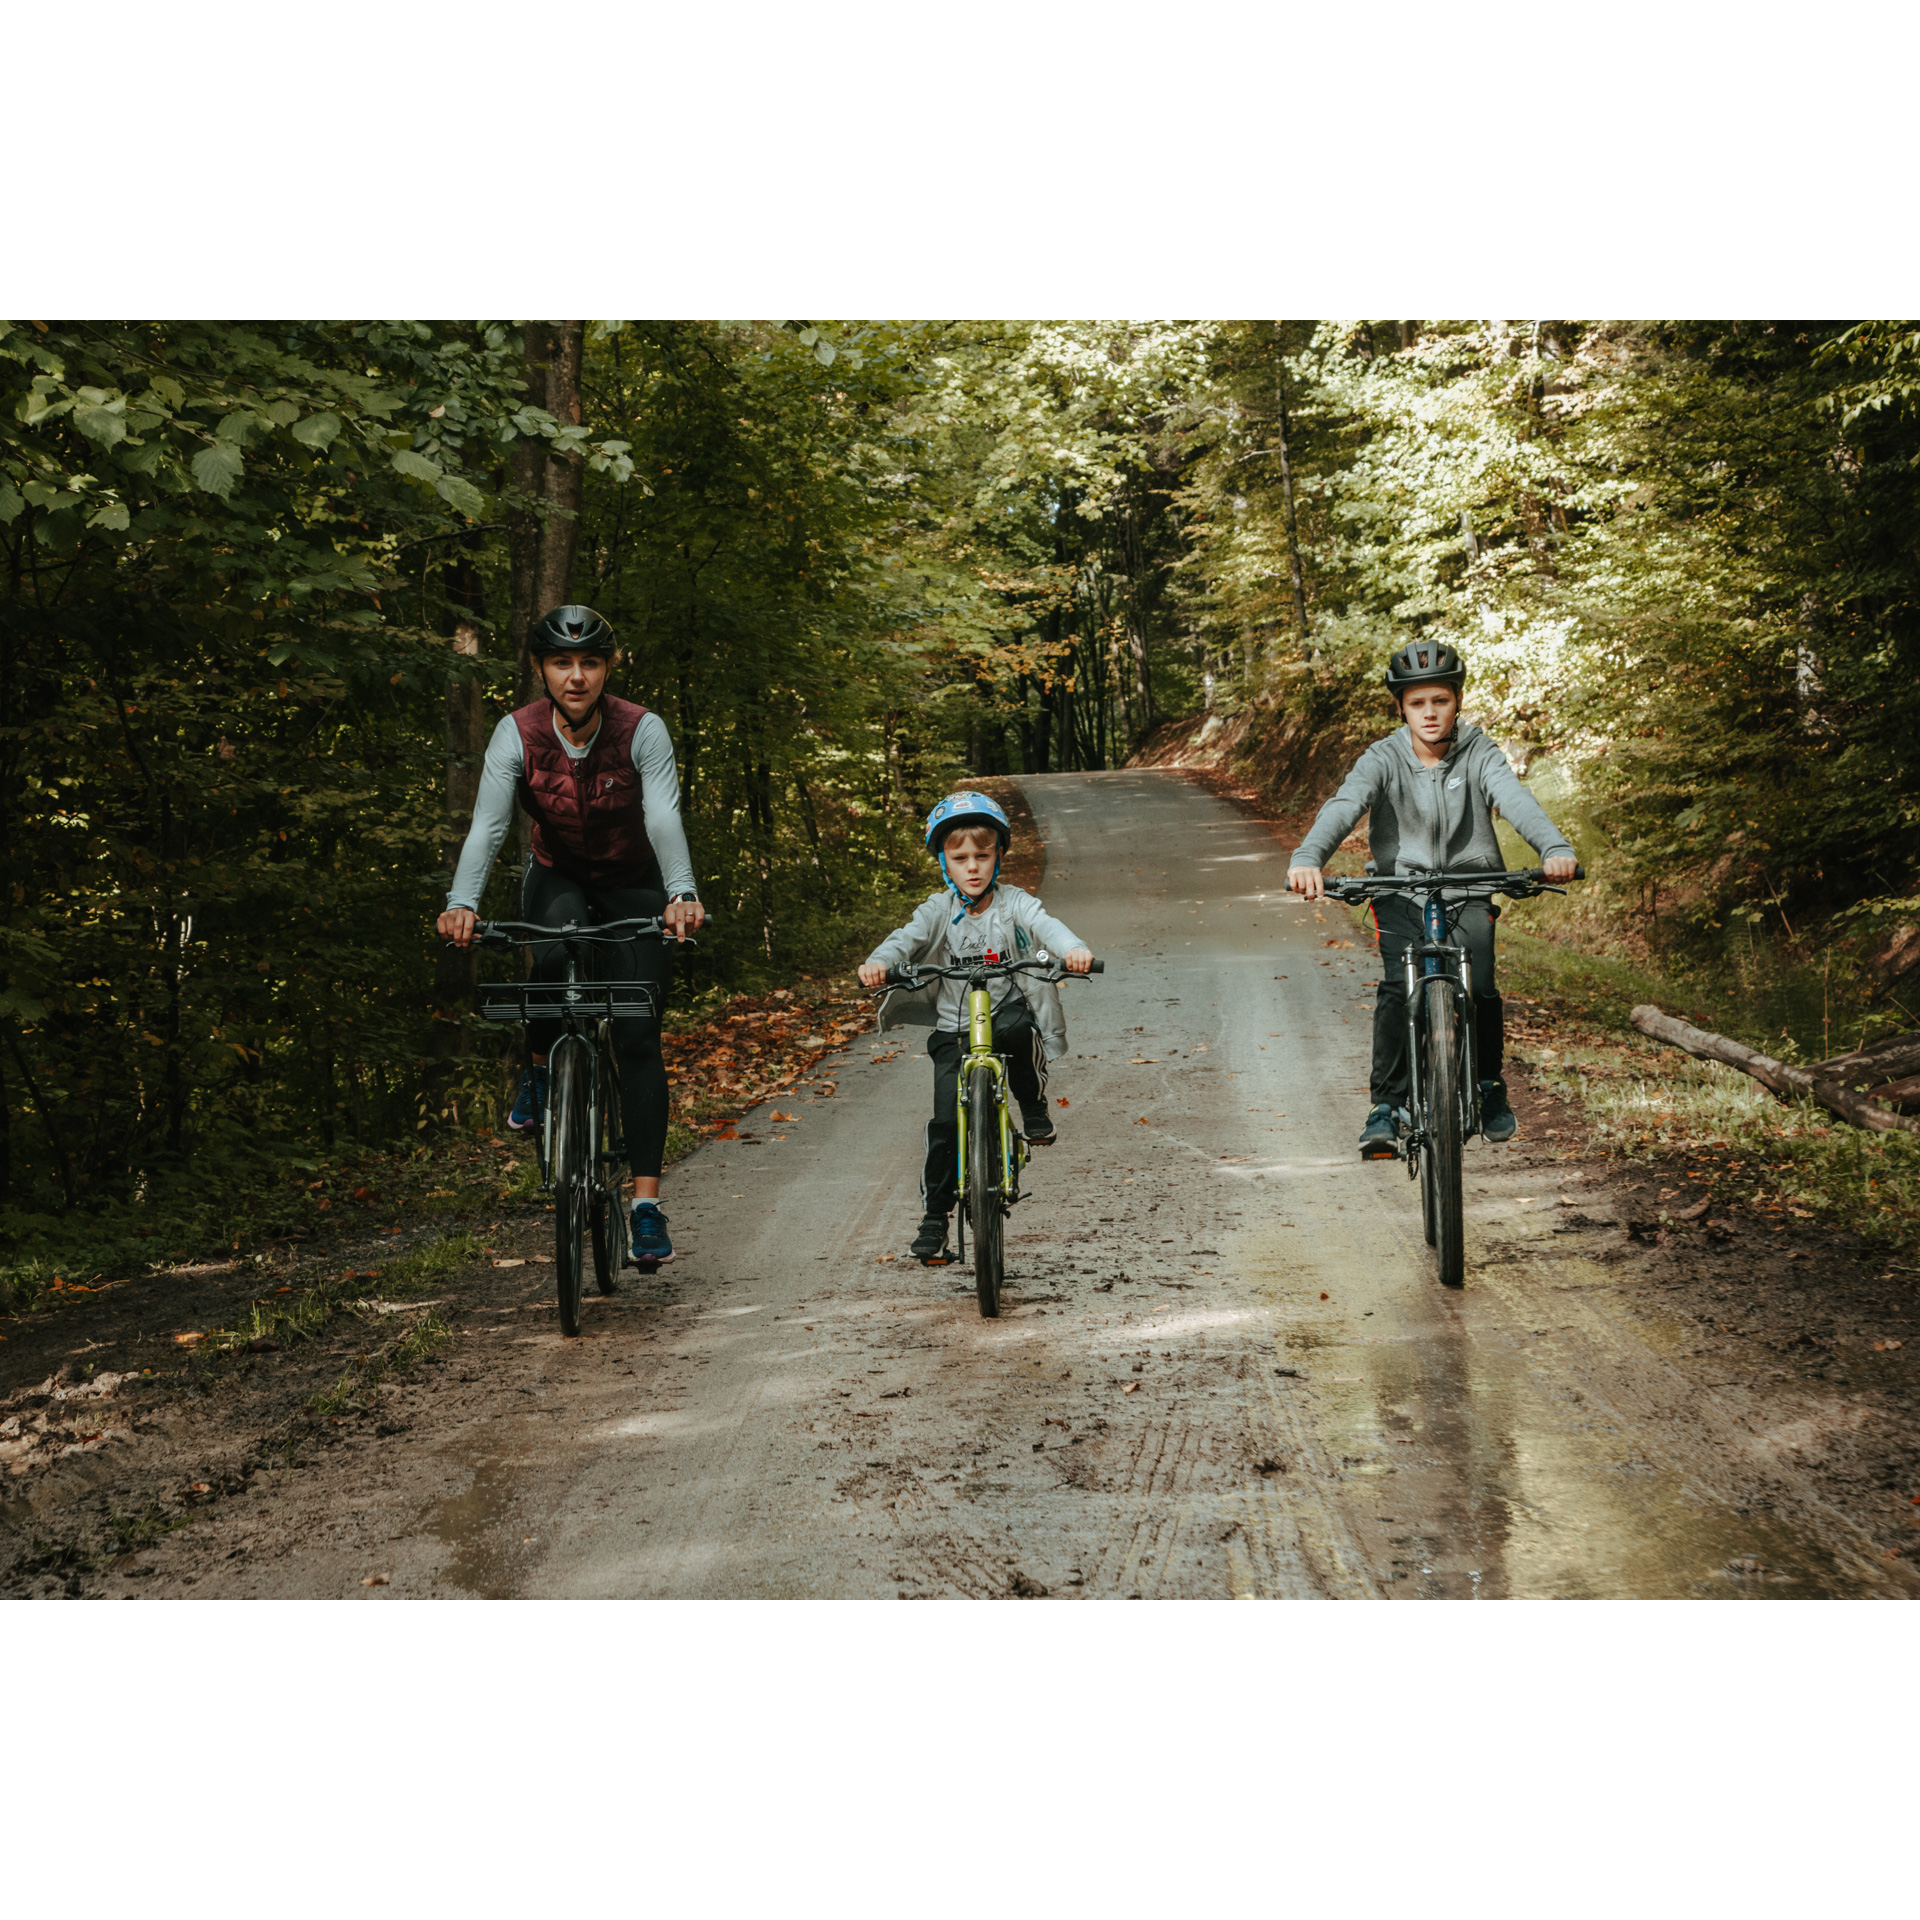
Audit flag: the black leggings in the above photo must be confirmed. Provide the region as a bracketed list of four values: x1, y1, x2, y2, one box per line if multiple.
[922, 1001, 1047, 1216]
[520, 859, 672, 1180]
[1369, 895, 1504, 1108]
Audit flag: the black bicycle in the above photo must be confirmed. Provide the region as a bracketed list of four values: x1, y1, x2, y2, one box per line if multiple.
[469, 916, 670, 1336]
[1324, 866, 1581, 1289]
[869, 954, 1102, 1317]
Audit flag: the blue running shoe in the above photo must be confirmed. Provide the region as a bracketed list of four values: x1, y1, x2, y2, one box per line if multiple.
[507, 1064, 547, 1133]
[630, 1200, 674, 1265]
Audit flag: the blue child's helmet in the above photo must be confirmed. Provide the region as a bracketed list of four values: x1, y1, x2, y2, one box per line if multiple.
[924, 791, 1012, 915]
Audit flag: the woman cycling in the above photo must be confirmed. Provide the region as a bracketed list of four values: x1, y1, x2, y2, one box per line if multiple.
[436, 605, 705, 1265]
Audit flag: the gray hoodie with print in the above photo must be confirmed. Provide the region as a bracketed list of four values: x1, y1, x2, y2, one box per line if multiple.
[864, 884, 1082, 1060]
[1291, 723, 1574, 878]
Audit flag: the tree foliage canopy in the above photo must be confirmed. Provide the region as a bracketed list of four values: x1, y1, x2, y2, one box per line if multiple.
[5, 316, 1915, 1271]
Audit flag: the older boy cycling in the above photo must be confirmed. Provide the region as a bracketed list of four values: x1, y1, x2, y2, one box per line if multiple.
[1287, 642, 1577, 1156]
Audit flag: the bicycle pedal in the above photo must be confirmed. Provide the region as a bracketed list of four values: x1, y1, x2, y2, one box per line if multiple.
[1359, 1142, 1400, 1161]
[918, 1249, 955, 1267]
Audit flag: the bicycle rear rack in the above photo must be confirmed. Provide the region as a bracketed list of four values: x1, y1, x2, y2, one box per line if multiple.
[475, 981, 659, 1025]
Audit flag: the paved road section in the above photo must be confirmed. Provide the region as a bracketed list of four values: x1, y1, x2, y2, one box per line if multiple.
[217, 770, 1918, 1598]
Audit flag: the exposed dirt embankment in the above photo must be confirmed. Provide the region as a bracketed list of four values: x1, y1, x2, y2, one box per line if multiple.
[1129, 702, 1366, 826]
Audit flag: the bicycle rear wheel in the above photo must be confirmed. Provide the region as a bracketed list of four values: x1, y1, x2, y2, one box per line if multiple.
[968, 1068, 1003, 1319]
[1424, 978, 1465, 1288]
[549, 1044, 588, 1336]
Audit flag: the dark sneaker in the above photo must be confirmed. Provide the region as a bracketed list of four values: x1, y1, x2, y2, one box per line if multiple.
[909, 1213, 953, 1265]
[1358, 1103, 1400, 1160]
[629, 1201, 674, 1264]
[1480, 1080, 1517, 1143]
[507, 1064, 547, 1133]
[1021, 1104, 1057, 1146]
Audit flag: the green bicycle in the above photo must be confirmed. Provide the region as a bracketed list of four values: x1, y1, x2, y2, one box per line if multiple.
[876, 953, 1103, 1318]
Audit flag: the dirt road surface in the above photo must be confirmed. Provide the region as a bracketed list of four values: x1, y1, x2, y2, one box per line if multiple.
[15, 769, 1918, 1598]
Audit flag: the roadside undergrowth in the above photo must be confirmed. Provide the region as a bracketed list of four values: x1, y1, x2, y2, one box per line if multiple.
[1494, 925, 1920, 1253]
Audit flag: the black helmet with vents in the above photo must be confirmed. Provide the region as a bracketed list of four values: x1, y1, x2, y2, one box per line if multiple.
[1383, 640, 1466, 695]
[528, 605, 615, 656]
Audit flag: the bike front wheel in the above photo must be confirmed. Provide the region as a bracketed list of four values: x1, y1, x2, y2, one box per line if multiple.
[1424, 978, 1465, 1288]
[968, 1067, 1004, 1318]
[589, 1050, 625, 1295]
[549, 1044, 588, 1336]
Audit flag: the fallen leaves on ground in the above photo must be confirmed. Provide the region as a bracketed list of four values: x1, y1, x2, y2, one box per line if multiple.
[361, 1573, 390, 1587]
[662, 985, 874, 1144]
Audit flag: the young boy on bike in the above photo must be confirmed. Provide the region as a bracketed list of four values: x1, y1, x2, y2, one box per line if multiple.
[1287, 642, 1578, 1156]
[857, 792, 1094, 1265]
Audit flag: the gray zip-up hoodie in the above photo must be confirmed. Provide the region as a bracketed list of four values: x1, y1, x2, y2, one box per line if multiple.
[865, 885, 1083, 1060]
[1291, 723, 1574, 877]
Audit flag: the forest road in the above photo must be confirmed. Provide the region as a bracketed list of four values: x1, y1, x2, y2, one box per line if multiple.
[223, 771, 1917, 1599]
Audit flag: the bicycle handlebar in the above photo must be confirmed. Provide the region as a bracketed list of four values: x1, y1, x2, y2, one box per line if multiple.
[462, 915, 675, 951]
[1324, 865, 1583, 901]
[873, 955, 1103, 991]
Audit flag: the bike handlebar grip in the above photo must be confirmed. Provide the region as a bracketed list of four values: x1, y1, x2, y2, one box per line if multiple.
[883, 965, 910, 987]
[1087, 958, 1104, 974]
[1573, 863, 1585, 881]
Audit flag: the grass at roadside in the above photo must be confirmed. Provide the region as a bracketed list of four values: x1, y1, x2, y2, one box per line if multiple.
[1496, 924, 1920, 1252]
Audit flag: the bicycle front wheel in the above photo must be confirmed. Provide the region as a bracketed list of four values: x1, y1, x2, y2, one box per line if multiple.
[589, 1051, 625, 1295]
[549, 1044, 588, 1336]
[1424, 978, 1465, 1288]
[1418, 1139, 1438, 1247]
[968, 1068, 1003, 1319]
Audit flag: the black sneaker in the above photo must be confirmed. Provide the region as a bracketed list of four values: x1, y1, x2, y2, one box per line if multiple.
[909, 1214, 953, 1265]
[1480, 1080, 1517, 1143]
[1021, 1104, 1057, 1145]
[1358, 1103, 1400, 1160]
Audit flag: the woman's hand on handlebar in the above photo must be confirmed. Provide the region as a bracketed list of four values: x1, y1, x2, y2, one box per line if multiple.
[1063, 947, 1095, 975]
[437, 906, 479, 948]
[1288, 864, 1326, 903]
[857, 960, 889, 989]
[664, 896, 706, 944]
[1543, 854, 1579, 882]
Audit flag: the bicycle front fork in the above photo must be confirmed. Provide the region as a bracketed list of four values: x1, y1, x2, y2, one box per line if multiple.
[1400, 946, 1481, 1163]
[954, 1053, 1023, 1220]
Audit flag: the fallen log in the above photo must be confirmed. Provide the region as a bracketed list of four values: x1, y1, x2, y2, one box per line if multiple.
[1630, 1005, 1920, 1137]
[1810, 1031, 1920, 1088]
[1864, 1073, 1920, 1113]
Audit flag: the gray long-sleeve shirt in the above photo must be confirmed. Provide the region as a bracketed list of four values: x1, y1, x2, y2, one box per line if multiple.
[1291, 723, 1574, 877]
[445, 709, 698, 910]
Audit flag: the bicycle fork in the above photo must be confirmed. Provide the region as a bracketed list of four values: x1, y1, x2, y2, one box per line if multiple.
[953, 986, 1022, 1236]
[1400, 895, 1482, 1169]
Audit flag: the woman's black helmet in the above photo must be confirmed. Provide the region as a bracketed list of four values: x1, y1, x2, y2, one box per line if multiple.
[1384, 640, 1466, 695]
[528, 604, 615, 657]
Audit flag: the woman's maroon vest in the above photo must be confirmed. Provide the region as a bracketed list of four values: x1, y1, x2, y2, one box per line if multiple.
[513, 695, 664, 891]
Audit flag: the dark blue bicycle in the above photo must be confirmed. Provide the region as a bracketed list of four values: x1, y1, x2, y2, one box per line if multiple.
[1325, 865, 1581, 1288]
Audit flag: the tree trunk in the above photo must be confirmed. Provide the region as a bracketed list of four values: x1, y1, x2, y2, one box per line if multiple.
[1274, 347, 1311, 656]
[435, 562, 487, 1016]
[509, 321, 587, 702]
[1630, 1005, 1920, 1137]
